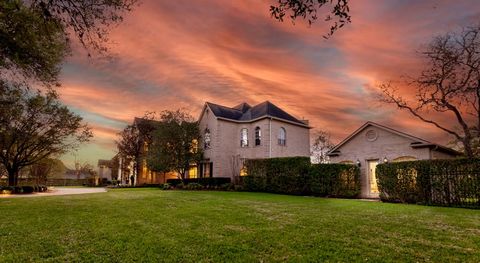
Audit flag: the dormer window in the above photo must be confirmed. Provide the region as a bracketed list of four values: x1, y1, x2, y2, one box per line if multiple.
[204, 128, 211, 149]
[278, 127, 286, 146]
[255, 126, 261, 146]
[240, 128, 248, 147]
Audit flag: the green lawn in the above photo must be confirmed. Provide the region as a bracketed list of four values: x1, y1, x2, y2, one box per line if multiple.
[0, 189, 479, 262]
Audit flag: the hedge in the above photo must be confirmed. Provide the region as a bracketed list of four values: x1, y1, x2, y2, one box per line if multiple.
[166, 177, 231, 187]
[377, 158, 480, 208]
[243, 157, 360, 198]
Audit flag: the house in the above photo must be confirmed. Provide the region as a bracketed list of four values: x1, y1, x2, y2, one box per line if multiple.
[97, 159, 113, 181]
[196, 101, 311, 179]
[327, 121, 462, 198]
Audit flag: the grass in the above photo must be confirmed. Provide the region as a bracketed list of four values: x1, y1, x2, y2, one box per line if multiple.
[0, 189, 479, 262]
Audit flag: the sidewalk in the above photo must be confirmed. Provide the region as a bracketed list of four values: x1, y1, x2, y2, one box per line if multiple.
[0, 187, 107, 198]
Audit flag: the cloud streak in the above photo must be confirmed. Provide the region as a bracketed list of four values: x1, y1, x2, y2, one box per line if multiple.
[57, 0, 480, 165]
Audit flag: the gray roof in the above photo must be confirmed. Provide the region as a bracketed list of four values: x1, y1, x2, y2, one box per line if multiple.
[206, 101, 308, 126]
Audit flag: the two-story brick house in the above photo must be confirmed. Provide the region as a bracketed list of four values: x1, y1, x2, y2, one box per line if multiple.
[196, 101, 311, 179]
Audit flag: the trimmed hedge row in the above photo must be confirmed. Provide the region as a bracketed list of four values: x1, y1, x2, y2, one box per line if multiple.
[166, 177, 231, 187]
[243, 157, 360, 198]
[377, 159, 480, 208]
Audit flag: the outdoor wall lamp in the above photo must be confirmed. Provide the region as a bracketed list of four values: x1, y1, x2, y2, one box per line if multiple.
[383, 157, 388, 163]
[356, 159, 361, 167]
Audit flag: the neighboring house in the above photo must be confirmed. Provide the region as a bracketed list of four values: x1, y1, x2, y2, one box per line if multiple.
[97, 159, 113, 181]
[197, 101, 311, 179]
[327, 121, 462, 198]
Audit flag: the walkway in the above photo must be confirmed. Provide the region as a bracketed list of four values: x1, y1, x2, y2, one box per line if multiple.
[0, 187, 107, 198]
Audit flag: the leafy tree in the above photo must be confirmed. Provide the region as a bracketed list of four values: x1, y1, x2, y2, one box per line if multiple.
[115, 113, 156, 181]
[270, 0, 351, 38]
[311, 130, 334, 163]
[0, 0, 137, 84]
[0, 81, 92, 186]
[147, 110, 202, 181]
[379, 26, 480, 158]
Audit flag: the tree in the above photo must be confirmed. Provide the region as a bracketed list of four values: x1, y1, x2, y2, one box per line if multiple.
[115, 113, 156, 182]
[270, 0, 351, 38]
[147, 110, 202, 181]
[0, 0, 137, 85]
[379, 26, 480, 158]
[0, 81, 92, 186]
[311, 130, 334, 163]
[28, 158, 66, 184]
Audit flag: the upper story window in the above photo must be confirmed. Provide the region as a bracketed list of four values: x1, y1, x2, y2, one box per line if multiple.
[255, 127, 261, 146]
[204, 128, 211, 149]
[278, 127, 286, 146]
[240, 128, 248, 147]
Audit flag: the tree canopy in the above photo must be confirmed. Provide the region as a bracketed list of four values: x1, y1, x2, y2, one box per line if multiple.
[379, 25, 480, 158]
[147, 110, 202, 180]
[0, 81, 92, 185]
[270, 0, 351, 38]
[0, 0, 137, 85]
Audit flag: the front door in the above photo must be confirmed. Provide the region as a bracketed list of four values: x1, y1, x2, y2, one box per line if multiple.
[367, 160, 379, 196]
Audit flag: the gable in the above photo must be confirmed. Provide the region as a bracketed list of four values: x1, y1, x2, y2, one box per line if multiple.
[328, 122, 431, 156]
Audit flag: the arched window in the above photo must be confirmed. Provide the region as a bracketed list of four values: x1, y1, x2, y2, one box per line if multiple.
[240, 128, 248, 147]
[255, 127, 261, 146]
[204, 128, 211, 149]
[278, 127, 286, 146]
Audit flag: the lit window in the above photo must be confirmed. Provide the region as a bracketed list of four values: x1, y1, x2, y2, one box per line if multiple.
[188, 166, 197, 178]
[204, 128, 211, 149]
[278, 127, 286, 146]
[240, 128, 248, 147]
[255, 127, 261, 146]
[240, 166, 248, 176]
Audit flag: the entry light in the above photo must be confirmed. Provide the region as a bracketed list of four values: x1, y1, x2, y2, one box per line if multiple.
[356, 159, 361, 167]
[383, 157, 388, 163]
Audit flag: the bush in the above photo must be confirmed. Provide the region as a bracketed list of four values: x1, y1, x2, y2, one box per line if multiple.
[166, 177, 231, 187]
[377, 158, 480, 208]
[1, 186, 14, 194]
[243, 157, 360, 198]
[21, 186, 35, 194]
[185, 183, 204, 190]
[161, 183, 172, 190]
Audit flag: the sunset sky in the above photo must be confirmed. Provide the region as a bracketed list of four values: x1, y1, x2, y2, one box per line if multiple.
[58, 0, 480, 167]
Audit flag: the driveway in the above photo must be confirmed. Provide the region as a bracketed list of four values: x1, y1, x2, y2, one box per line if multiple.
[0, 187, 107, 198]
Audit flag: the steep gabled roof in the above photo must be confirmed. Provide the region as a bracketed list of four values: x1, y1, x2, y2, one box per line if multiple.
[205, 101, 309, 127]
[327, 121, 462, 156]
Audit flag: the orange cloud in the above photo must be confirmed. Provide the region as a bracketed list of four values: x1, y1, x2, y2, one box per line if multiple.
[56, 0, 480, 163]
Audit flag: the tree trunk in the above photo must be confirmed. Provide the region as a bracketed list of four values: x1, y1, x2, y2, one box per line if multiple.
[463, 137, 474, 158]
[7, 169, 17, 186]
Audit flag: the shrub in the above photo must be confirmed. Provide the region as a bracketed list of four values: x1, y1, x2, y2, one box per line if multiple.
[13, 186, 23, 194]
[219, 183, 235, 191]
[166, 177, 231, 187]
[243, 157, 360, 198]
[161, 183, 172, 190]
[185, 183, 203, 190]
[377, 158, 480, 208]
[21, 186, 35, 194]
[1, 186, 14, 194]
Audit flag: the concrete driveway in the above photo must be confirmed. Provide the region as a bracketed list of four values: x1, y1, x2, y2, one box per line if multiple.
[0, 187, 107, 198]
